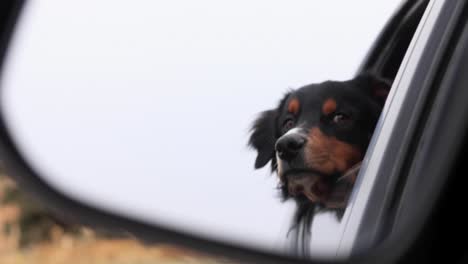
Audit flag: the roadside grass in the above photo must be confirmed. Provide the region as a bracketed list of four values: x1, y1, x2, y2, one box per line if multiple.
[0, 173, 234, 264]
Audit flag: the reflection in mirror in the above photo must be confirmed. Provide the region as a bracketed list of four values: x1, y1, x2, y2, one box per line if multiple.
[1, 0, 402, 260]
[249, 73, 391, 256]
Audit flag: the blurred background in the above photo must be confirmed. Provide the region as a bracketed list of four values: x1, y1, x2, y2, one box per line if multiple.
[0, 168, 233, 264]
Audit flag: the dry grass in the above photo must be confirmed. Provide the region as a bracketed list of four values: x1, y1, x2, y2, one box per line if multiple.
[0, 239, 224, 264]
[0, 174, 235, 264]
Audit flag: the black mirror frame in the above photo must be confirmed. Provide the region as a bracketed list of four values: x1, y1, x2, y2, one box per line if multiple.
[1, 0, 467, 263]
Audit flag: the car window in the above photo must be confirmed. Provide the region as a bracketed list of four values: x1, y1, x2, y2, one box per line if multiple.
[339, 0, 438, 256]
[0, 0, 432, 261]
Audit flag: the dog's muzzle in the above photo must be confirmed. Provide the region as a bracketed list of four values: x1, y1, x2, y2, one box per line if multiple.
[275, 127, 357, 208]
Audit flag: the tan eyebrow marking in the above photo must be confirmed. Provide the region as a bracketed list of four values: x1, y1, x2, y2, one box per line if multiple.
[287, 98, 300, 114]
[322, 98, 337, 115]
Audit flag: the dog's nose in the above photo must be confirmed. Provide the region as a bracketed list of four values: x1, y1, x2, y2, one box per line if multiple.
[275, 134, 306, 161]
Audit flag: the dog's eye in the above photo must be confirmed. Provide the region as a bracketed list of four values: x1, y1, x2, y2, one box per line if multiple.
[332, 113, 351, 124]
[282, 119, 295, 131]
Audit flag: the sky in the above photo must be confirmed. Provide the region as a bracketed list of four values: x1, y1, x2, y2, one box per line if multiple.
[1, 0, 402, 258]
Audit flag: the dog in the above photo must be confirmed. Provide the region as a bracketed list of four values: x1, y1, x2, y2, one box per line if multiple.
[248, 73, 391, 254]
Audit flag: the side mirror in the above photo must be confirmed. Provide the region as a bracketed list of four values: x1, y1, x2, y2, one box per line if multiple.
[0, 1, 409, 263]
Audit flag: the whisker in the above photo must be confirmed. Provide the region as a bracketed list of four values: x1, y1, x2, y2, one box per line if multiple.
[337, 162, 362, 182]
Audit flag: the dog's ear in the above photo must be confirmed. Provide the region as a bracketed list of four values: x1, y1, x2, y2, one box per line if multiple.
[249, 109, 278, 169]
[354, 73, 392, 106]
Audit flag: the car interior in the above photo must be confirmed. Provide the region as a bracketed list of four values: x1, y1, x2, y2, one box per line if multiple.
[359, 0, 429, 80]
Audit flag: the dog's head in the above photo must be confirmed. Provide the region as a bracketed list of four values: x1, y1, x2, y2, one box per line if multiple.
[249, 73, 391, 209]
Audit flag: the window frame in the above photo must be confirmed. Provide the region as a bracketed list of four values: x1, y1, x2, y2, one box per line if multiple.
[339, 0, 467, 260]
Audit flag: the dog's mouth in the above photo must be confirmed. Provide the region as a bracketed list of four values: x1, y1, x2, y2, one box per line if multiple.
[282, 163, 361, 209]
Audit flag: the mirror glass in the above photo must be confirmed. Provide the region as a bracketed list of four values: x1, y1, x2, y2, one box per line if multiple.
[1, 0, 401, 259]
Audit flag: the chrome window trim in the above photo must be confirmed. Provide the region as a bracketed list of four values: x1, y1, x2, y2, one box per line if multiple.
[335, 0, 443, 258]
